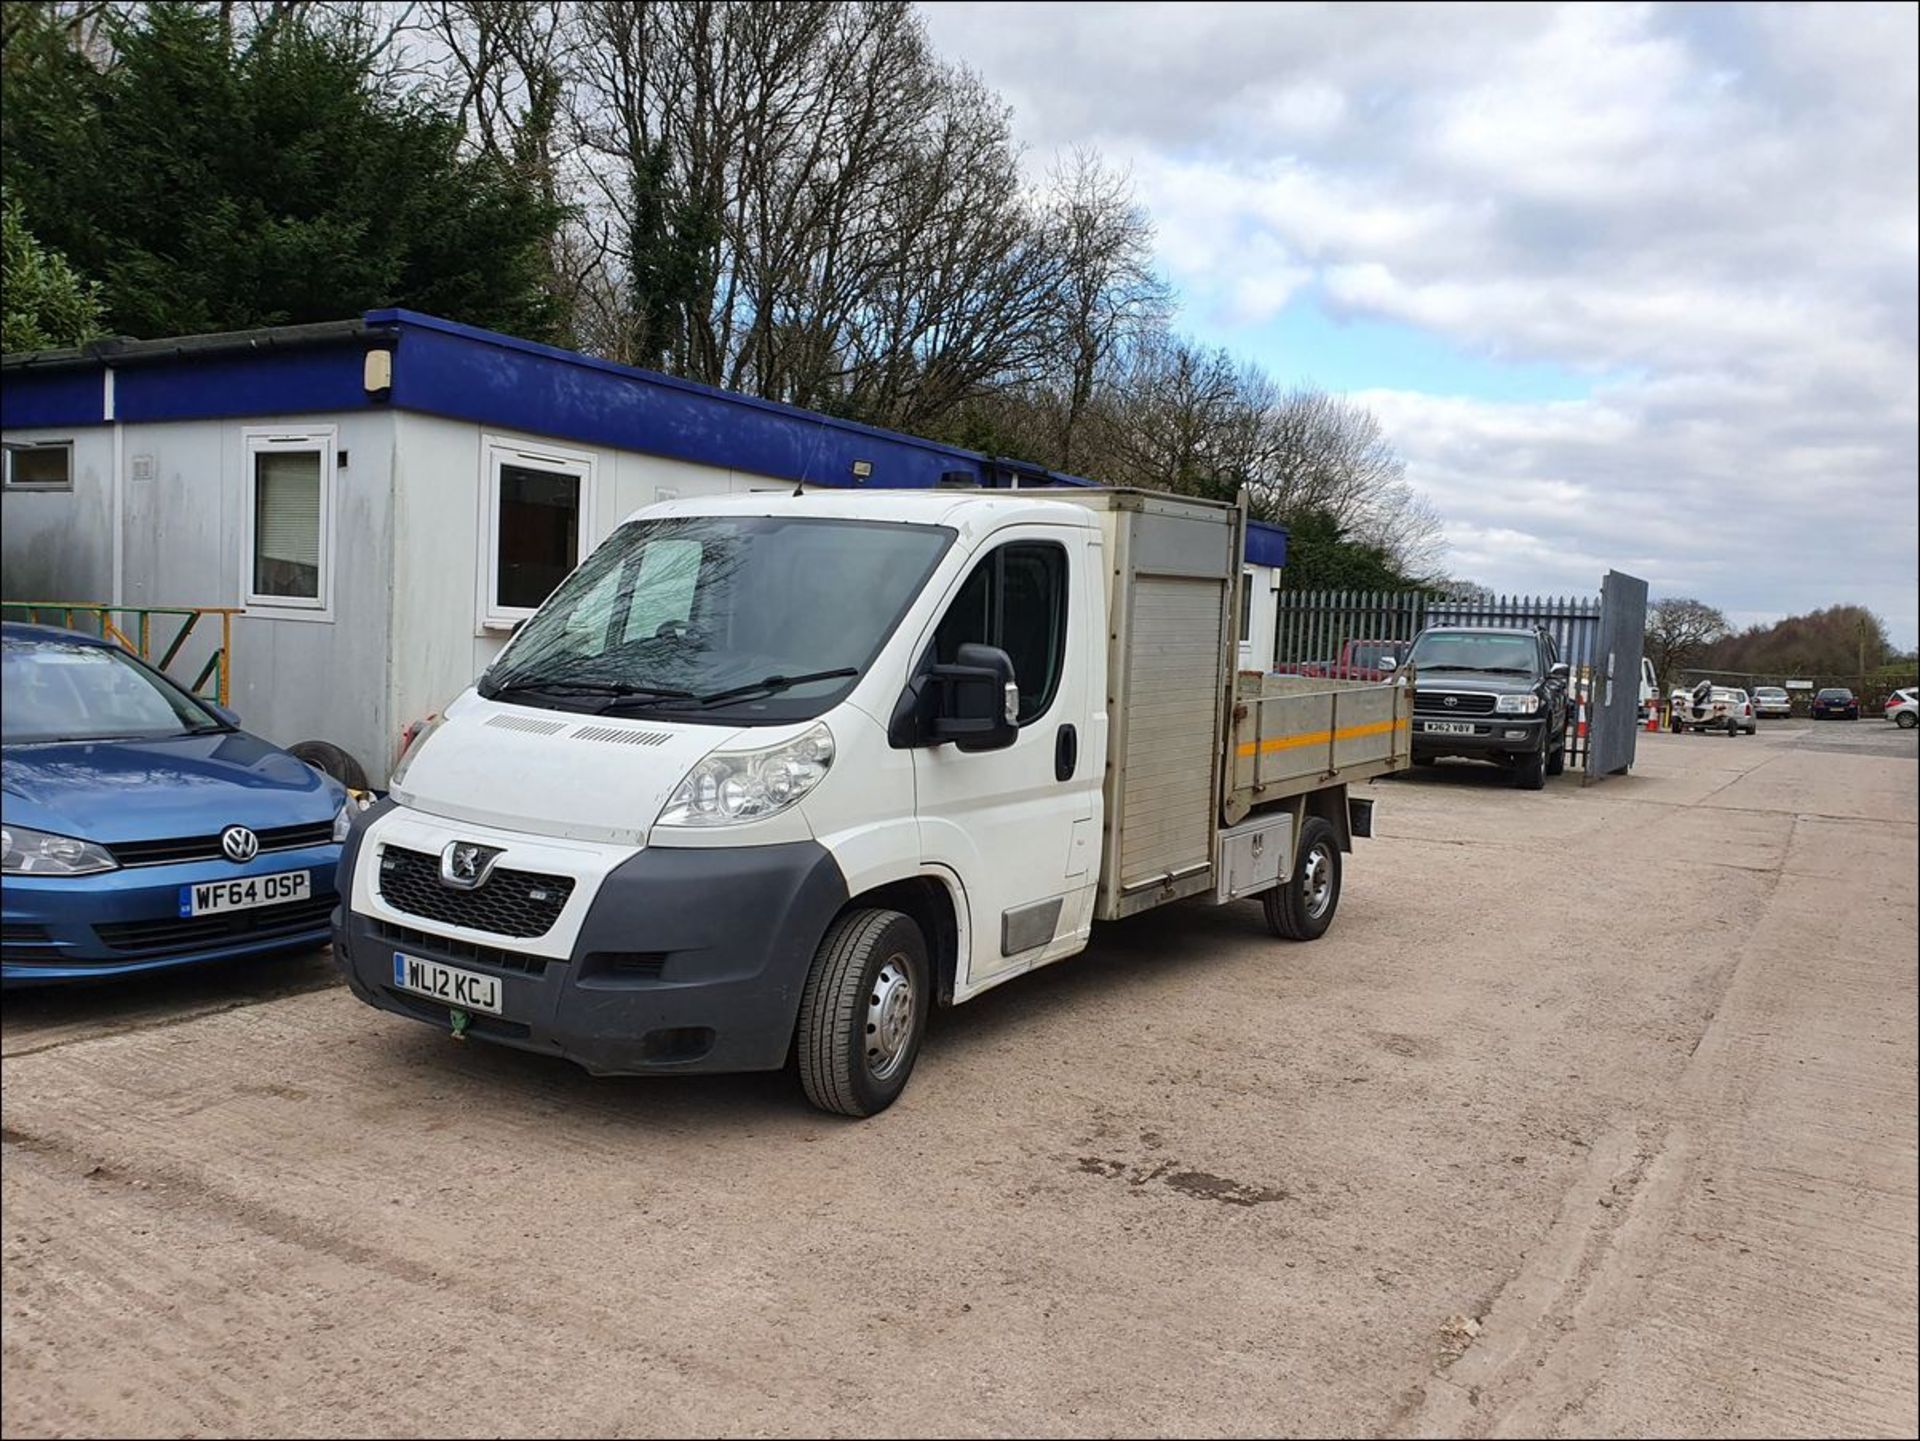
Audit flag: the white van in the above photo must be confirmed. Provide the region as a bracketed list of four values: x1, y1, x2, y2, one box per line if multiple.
[332, 489, 1406, 1114]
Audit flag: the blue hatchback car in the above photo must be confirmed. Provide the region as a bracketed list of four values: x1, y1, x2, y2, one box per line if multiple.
[2, 623, 350, 985]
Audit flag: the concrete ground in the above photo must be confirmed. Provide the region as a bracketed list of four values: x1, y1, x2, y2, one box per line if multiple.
[3, 718, 1915, 1438]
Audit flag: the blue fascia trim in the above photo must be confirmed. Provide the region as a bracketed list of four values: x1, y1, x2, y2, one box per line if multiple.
[1246, 520, 1289, 569]
[1, 368, 105, 429]
[367, 308, 1100, 491]
[117, 344, 375, 424]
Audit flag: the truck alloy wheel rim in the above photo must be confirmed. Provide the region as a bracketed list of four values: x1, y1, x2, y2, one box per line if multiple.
[1303, 845, 1334, 921]
[865, 957, 916, 1081]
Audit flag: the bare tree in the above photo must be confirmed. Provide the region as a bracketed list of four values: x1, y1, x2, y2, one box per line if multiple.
[1039, 150, 1169, 471]
[1646, 597, 1731, 692]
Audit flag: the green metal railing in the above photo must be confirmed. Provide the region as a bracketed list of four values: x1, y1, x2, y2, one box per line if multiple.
[1, 603, 239, 704]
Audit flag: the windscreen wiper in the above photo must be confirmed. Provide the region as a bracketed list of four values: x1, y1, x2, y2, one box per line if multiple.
[488, 677, 696, 704]
[695, 668, 859, 707]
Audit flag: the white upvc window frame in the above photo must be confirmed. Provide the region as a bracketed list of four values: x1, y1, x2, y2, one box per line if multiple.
[242, 426, 336, 621]
[477, 434, 597, 631]
[2, 438, 75, 490]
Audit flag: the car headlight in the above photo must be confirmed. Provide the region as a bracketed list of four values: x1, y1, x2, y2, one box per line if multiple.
[657, 723, 834, 828]
[331, 790, 374, 843]
[389, 715, 445, 791]
[1, 825, 118, 875]
[1495, 693, 1542, 714]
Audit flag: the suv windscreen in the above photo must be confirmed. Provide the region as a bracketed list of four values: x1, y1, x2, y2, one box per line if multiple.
[1406, 631, 1538, 675]
[482, 515, 954, 723]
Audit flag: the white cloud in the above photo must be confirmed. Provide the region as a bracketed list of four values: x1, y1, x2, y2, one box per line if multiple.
[920, 0, 1920, 643]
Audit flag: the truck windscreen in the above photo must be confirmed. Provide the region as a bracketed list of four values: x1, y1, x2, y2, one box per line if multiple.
[481, 515, 954, 724]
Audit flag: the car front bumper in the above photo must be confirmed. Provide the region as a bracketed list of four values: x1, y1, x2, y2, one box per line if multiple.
[333, 831, 850, 1076]
[2, 843, 342, 985]
[1411, 713, 1552, 759]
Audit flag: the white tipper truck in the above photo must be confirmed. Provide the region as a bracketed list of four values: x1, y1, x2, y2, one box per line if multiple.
[333, 488, 1411, 1115]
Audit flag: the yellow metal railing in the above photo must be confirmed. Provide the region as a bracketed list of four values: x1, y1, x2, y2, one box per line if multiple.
[1, 603, 239, 704]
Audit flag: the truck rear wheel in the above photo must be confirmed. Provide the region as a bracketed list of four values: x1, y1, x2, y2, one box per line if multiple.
[1264, 817, 1341, 942]
[794, 908, 929, 1117]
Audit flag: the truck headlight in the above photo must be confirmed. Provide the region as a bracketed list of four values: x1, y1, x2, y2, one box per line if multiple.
[1495, 693, 1542, 714]
[1, 825, 118, 875]
[657, 723, 834, 828]
[389, 715, 445, 791]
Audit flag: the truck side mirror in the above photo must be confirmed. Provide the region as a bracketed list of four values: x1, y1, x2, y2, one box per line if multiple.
[1549, 663, 1570, 682]
[930, 643, 1019, 751]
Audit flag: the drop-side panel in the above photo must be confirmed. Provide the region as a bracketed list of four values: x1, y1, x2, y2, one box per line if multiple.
[1118, 575, 1225, 890]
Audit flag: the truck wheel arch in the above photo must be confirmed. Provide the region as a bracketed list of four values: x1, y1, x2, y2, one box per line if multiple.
[837, 873, 963, 1007]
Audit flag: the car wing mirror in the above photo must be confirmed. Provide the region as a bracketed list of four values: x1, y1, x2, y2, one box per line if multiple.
[929, 642, 1019, 751]
[1549, 663, 1570, 682]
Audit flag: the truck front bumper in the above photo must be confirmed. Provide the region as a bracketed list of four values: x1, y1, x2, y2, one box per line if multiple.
[333, 836, 849, 1076]
[1411, 714, 1551, 760]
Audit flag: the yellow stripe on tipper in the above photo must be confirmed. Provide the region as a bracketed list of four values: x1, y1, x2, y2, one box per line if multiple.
[1237, 717, 1408, 758]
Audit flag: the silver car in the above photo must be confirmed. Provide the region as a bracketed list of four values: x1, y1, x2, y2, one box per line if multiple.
[1887, 688, 1918, 730]
[1751, 686, 1792, 719]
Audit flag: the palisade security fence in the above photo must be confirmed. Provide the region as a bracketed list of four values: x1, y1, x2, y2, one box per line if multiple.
[1268, 579, 1648, 778]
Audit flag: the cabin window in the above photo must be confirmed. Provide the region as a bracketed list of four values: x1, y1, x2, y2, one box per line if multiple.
[1240, 571, 1253, 643]
[931, 541, 1068, 725]
[482, 438, 594, 627]
[3, 440, 73, 490]
[244, 429, 333, 616]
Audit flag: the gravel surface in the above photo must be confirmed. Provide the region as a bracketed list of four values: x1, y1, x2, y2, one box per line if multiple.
[4, 720, 1914, 1437]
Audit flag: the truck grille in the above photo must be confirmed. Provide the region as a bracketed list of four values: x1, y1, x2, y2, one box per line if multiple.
[376, 846, 574, 938]
[94, 896, 335, 955]
[107, 821, 336, 868]
[1413, 691, 1498, 716]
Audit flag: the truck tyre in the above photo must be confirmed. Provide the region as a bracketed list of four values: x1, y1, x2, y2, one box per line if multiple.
[1514, 737, 1548, 789]
[289, 740, 369, 791]
[1546, 735, 1566, 776]
[795, 908, 929, 1118]
[1264, 817, 1341, 942]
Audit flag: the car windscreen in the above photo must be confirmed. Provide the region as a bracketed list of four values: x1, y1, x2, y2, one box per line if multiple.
[1, 636, 219, 743]
[1407, 631, 1537, 674]
[483, 514, 955, 723]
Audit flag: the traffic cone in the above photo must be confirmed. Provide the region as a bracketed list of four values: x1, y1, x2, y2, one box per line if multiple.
[1646, 704, 1660, 733]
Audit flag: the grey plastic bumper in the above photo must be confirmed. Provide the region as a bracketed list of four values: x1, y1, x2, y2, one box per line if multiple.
[333, 829, 848, 1076]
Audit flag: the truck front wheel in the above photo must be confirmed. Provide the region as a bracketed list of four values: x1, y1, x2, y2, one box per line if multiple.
[1264, 817, 1341, 942]
[794, 908, 929, 1117]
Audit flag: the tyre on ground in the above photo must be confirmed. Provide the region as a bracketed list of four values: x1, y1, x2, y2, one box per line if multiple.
[1514, 734, 1548, 789]
[288, 739, 369, 790]
[794, 908, 930, 1118]
[1264, 816, 1342, 942]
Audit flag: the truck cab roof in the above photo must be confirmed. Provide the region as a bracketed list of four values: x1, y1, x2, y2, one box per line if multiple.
[623, 488, 1103, 538]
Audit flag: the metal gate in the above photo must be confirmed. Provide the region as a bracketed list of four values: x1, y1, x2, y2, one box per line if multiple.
[1585, 570, 1648, 781]
[1268, 586, 1639, 773]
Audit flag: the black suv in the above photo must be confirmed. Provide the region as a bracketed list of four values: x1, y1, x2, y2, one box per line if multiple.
[1406, 625, 1571, 789]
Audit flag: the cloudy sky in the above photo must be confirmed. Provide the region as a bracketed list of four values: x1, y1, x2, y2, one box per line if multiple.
[919, 1, 1920, 645]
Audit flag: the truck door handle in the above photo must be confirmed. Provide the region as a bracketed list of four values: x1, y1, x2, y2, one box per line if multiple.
[1055, 724, 1078, 782]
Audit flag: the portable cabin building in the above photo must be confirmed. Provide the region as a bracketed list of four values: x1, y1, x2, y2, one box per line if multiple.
[2, 310, 1287, 785]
